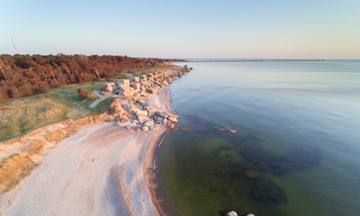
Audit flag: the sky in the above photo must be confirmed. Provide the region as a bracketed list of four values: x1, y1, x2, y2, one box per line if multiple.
[1, 0, 359, 59]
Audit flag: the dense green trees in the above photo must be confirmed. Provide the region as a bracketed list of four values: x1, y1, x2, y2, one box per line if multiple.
[0, 54, 167, 100]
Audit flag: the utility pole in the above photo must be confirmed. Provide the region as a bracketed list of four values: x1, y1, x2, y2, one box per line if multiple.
[12, 38, 18, 54]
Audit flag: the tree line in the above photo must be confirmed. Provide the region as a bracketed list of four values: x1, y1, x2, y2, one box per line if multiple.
[0, 54, 168, 101]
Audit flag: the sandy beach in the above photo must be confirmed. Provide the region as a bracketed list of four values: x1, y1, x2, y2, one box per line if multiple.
[0, 66, 184, 216]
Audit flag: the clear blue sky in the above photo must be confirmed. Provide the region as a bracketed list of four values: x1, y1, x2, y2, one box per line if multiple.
[1, 0, 359, 59]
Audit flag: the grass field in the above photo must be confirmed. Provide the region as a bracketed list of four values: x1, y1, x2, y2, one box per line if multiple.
[0, 81, 112, 142]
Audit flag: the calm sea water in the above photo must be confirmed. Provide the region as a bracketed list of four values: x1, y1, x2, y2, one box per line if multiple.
[156, 60, 360, 216]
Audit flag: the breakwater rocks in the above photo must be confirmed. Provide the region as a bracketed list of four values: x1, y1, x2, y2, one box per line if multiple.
[177, 64, 192, 77]
[98, 65, 193, 131]
[106, 67, 192, 131]
[109, 97, 179, 132]
[116, 71, 178, 98]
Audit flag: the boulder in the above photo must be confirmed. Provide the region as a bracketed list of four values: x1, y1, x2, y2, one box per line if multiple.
[137, 116, 150, 124]
[243, 170, 260, 179]
[145, 88, 154, 94]
[251, 189, 264, 201]
[168, 117, 178, 123]
[136, 99, 148, 108]
[230, 130, 237, 134]
[124, 102, 134, 113]
[156, 112, 167, 118]
[152, 125, 160, 131]
[154, 117, 164, 124]
[135, 109, 148, 117]
[226, 211, 238, 216]
[162, 118, 168, 125]
[117, 120, 131, 127]
[144, 119, 155, 127]
[170, 123, 174, 130]
[142, 126, 149, 132]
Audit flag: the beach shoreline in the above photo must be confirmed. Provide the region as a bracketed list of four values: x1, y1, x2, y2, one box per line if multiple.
[0, 65, 186, 216]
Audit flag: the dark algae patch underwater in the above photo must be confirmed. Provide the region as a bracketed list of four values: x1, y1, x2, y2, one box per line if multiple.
[156, 114, 322, 216]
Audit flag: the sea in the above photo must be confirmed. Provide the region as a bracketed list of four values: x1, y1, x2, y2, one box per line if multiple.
[155, 60, 360, 216]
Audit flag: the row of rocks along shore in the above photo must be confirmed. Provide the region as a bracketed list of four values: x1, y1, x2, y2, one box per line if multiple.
[99, 65, 192, 131]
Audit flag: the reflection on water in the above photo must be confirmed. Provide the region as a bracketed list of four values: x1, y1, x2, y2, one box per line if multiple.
[157, 60, 360, 216]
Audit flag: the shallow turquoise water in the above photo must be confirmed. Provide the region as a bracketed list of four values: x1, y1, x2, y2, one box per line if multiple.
[157, 60, 360, 216]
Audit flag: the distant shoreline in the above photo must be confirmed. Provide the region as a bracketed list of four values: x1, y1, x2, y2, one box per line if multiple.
[184, 59, 324, 62]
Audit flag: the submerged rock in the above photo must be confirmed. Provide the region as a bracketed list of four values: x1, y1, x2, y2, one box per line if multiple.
[251, 189, 264, 201]
[229, 161, 258, 170]
[229, 172, 241, 180]
[212, 149, 220, 157]
[209, 186, 218, 193]
[214, 171, 224, 177]
[219, 145, 231, 151]
[243, 170, 260, 179]
[182, 127, 189, 131]
[253, 180, 288, 204]
[230, 129, 237, 134]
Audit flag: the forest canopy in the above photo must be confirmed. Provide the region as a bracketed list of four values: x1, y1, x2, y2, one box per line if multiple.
[0, 54, 170, 100]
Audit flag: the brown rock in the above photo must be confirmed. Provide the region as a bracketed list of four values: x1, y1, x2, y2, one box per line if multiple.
[243, 170, 260, 179]
[252, 189, 264, 201]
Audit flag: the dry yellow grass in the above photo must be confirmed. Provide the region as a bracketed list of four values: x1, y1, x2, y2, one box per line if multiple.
[24, 140, 47, 156]
[0, 154, 37, 194]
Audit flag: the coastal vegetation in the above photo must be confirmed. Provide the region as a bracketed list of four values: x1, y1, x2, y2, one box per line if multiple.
[0, 56, 176, 142]
[0, 54, 171, 101]
[0, 81, 107, 141]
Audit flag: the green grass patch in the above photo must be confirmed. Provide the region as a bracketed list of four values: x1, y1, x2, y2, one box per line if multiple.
[91, 97, 117, 114]
[0, 81, 111, 142]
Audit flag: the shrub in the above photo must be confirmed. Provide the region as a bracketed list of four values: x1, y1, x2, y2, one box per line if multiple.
[78, 86, 89, 99]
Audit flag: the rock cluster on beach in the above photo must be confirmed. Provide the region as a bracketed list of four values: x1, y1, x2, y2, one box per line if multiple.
[104, 67, 191, 131]
[115, 71, 178, 98]
[108, 97, 179, 131]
